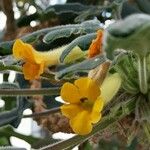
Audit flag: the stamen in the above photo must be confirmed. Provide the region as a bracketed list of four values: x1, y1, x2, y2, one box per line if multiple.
[80, 97, 88, 103]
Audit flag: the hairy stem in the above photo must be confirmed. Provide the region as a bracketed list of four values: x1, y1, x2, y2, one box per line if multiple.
[23, 107, 60, 118]
[137, 56, 147, 94]
[0, 63, 57, 82]
[0, 127, 40, 144]
[0, 88, 60, 96]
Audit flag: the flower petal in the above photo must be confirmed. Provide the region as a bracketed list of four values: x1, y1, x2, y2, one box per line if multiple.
[61, 104, 83, 119]
[93, 97, 104, 112]
[23, 62, 44, 80]
[13, 39, 35, 62]
[101, 73, 122, 105]
[90, 97, 104, 123]
[61, 82, 81, 103]
[74, 77, 100, 102]
[88, 30, 103, 58]
[91, 112, 102, 124]
[70, 110, 92, 135]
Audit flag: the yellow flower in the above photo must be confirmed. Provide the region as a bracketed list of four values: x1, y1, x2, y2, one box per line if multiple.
[60, 77, 104, 135]
[13, 39, 84, 80]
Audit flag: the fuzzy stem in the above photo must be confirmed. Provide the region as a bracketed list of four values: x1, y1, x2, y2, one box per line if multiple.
[137, 56, 147, 94]
[0, 88, 60, 96]
[23, 107, 60, 118]
[0, 126, 40, 144]
[142, 121, 150, 143]
[0, 63, 55, 81]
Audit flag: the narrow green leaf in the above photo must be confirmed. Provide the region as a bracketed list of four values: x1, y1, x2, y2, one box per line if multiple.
[43, 19, 101, 43]
[43, 28, 80, 43]
[136, 0, 150, 14]
[45, 3, 90, 13]
[0, 126, 40, 144]
[0, 98, 31, 128]
[0, 19, 100, 55]
[56, 54, 107, 79]
[0, 41, 13, 55]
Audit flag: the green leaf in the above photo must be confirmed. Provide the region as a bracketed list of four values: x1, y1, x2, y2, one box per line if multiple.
[43, 19, 101, 43]
[103, 14, 150, 59]
[0, 126, 40, 145]
[60, 33, 96, 62]
[74, 0, 123, 23]
[32, 136, 60, 149]
[0, 19, 100, 55]
[0, 82, 31, 128]
[56, 54, 107, 79]
[136, 0, 150, 14]
[45, 3, 90, 13]
[113, 54, 139, 94]
[0, 41, 13, 56]
[0, 55, 18, 66]
[0, 137, 9, 145]
[0, 98, 31, 128]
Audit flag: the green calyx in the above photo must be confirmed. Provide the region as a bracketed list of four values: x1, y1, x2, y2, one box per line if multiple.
[103, 14, 150, 94]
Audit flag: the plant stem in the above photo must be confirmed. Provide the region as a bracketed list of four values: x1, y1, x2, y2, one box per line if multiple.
[0, 88, 60, 96]
[0, 63, 22, 72]
[0, 63, 55, 80]
[137, 56, 147, 94]
[40, 98, 136, 150]
[23, 107, 60, 118]
[0, 127, 40, 144]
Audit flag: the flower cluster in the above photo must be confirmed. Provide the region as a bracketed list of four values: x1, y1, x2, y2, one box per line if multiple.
[12, 29, 121, 136]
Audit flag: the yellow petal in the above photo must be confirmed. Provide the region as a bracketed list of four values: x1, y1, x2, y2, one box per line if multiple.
[91, 112, 102, 124]
[90, 98, 103, 123]
[101, 73, 122, 105]
[61, 104, 83, 119]
[74, 77, 100, 102]
[13, 39, 24, 59]
[13, 39, 35, 62]
[23, 62, 44, 80]
[70, 110, 92, 135]
[93, 97, 104, 112]
[61, 82, 81, 103]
